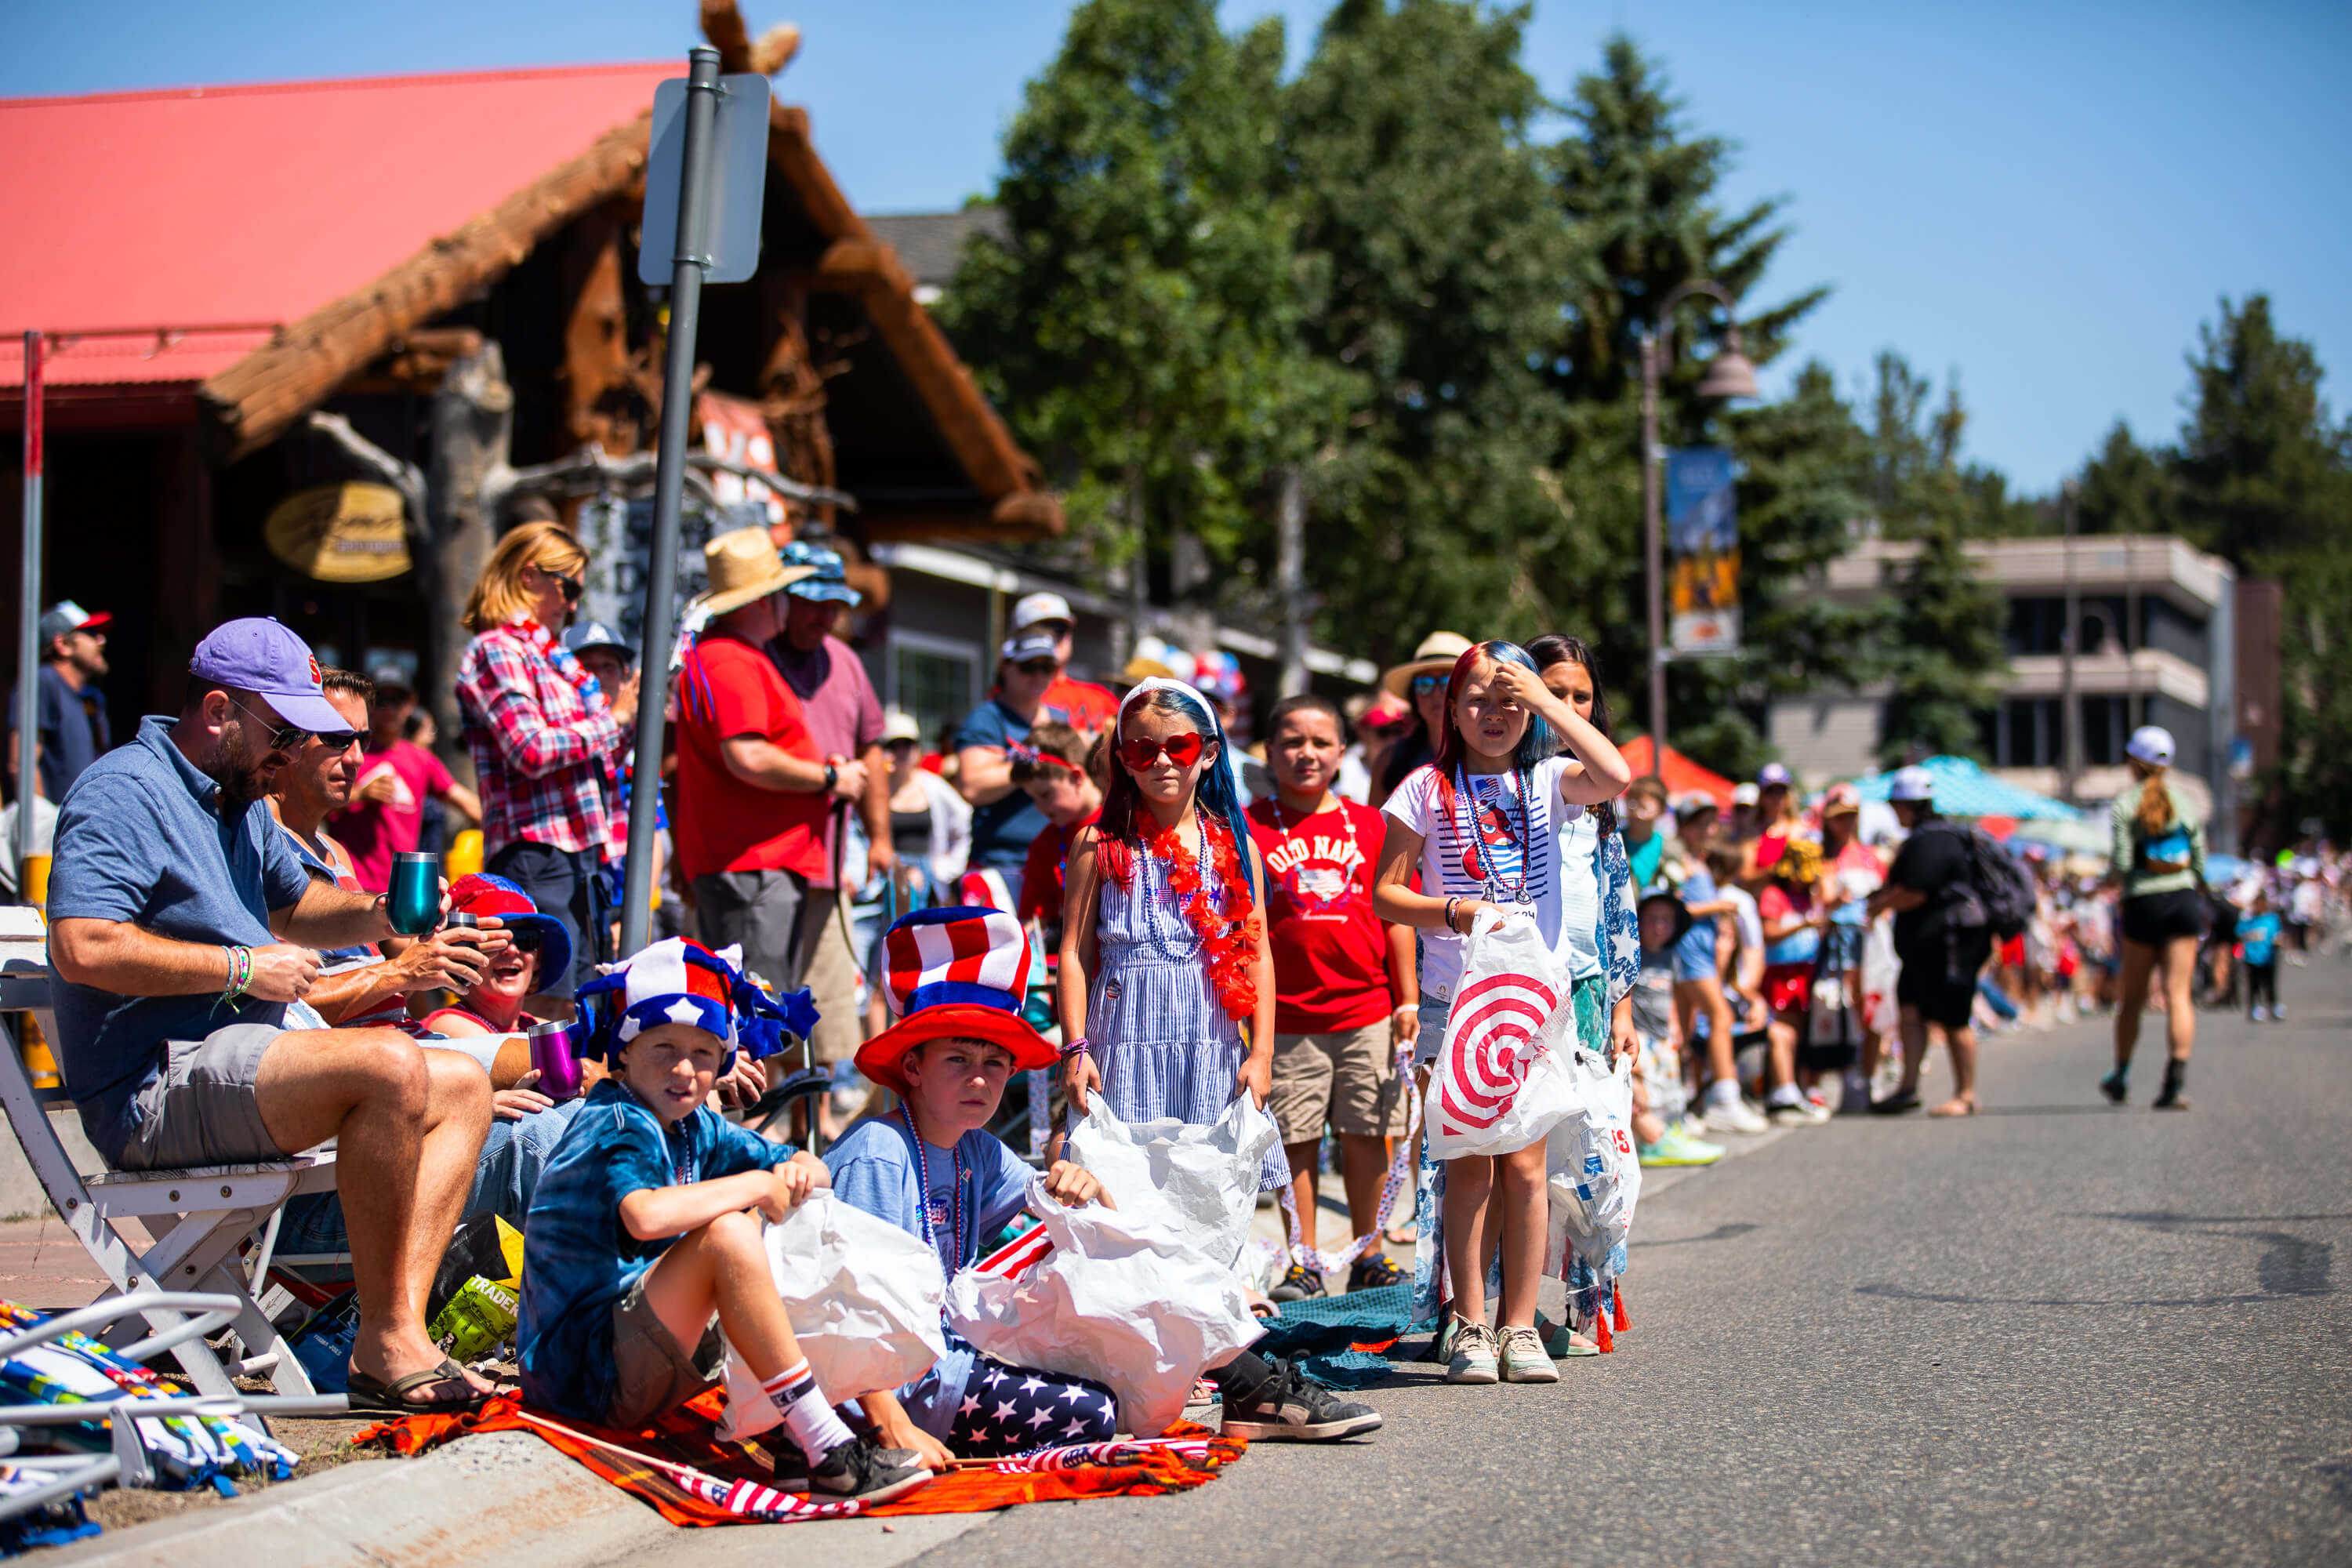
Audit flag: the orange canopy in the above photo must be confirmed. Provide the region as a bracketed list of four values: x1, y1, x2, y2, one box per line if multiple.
[1618, 736, 1737, 808]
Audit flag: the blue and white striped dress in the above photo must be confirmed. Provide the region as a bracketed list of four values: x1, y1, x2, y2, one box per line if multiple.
[1091, 838, 1292, 1191]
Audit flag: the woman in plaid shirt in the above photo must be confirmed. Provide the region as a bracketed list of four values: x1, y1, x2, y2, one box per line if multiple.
[455, 522, 621, 999]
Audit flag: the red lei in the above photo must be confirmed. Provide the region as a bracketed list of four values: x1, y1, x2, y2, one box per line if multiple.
[1140, 815, 1261, 1022]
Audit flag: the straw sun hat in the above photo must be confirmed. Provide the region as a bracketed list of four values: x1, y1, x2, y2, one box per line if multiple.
[1381, 630, 1474, 699]
[686, 528, 817, 619]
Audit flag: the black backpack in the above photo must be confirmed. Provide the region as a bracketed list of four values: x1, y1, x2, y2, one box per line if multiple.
[1930, 822, 2037, 941]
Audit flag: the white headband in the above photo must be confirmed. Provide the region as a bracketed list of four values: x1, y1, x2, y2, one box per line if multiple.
[1117, 675, 1224, 742]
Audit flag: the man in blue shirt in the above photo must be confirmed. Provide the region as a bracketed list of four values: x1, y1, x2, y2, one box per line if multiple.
[47, 618, 495, 1415]
[951, 632, 1062, 906]
[5, 599, 112, 804]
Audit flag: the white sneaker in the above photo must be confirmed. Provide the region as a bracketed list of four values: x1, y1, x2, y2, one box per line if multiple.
[1498, 1324, 1559, 1383]
[2250, 1005, 2268, 1023]
[1766, 1095, 1824, 1127]
[1703, 1094, 1770, 1134]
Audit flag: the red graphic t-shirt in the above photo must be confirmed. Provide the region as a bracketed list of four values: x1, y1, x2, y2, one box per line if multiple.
[1245, 796, 1398, 1035]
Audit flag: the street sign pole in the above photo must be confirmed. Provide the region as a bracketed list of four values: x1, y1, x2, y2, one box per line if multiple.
[16, 331, 42, 887]
[619, 47, 722, 958]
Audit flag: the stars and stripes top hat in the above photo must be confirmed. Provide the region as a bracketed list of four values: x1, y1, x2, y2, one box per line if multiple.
[855, 906, 1056, 1094]
[574, 936, 817, 1075]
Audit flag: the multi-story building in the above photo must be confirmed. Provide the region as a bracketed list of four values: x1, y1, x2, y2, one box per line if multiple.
[1767, 534, 2256, 844]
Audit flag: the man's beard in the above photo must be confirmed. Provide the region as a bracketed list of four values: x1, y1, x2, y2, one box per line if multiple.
[204, 722, 278, 811]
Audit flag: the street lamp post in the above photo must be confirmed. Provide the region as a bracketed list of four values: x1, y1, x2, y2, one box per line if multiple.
[1639, 281, 1757, 778]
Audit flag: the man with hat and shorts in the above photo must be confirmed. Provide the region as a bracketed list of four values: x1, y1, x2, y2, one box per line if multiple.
[6, 599, 112, 803]
[1867, 766, 1988, 1116]
[46, 618, 496, 1414]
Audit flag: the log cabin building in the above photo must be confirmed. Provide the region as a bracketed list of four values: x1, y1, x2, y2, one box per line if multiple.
[0, 12, 1060, 752]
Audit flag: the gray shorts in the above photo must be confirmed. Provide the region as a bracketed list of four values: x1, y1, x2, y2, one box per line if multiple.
[606, 1269, 724, 1429]
[691, 868, 829, 995]
[109, 1023, 285, 1171]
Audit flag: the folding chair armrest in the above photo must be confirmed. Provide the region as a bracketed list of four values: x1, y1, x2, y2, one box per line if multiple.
[0, 1396, 248, 1427]
[0, 1454, 121, 1523]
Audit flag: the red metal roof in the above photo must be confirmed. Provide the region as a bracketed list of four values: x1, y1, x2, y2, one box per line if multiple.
[0, 62, 672, 390]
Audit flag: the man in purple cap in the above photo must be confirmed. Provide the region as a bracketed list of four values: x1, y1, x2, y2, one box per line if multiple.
[45, 617, 496, 1414]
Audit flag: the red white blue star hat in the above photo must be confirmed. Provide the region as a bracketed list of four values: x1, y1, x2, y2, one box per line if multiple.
[575, 937, 815, 1074]
[855, 906, 1055, 1094]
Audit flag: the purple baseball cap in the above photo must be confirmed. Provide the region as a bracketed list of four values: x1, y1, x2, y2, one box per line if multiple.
[1756, 761, 1793, 789]
[188, 618, 346, 735]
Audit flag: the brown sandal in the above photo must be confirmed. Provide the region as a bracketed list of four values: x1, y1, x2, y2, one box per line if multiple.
[344, 1364, 489, 1417]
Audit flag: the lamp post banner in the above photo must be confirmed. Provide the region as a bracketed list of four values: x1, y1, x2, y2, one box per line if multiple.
[1664, 445, 1740, 655]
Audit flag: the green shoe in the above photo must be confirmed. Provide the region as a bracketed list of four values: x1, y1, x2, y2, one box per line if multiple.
[1534, 1312, 1599, 1357]
[1638, 1123, 1726, 1167]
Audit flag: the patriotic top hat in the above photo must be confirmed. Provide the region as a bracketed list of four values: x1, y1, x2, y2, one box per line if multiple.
[575, 937, 816, 1075]
[446, 873, 573, 990]
[855, 907, 1056, 1094]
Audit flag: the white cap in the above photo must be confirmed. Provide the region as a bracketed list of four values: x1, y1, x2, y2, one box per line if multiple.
[2125, 725, 2173, 767]
[882, 708, 922, 744]
[1889, 765, 1936, 803]
[1011, 591, 1073, 631]
[1730, 782, 1760, 807]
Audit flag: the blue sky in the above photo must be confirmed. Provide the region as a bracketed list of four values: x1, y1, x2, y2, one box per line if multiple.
[9, 0, 2347, 494]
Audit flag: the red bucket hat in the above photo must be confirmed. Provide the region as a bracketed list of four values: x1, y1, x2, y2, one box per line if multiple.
[855, 906, 1056, 1095]
[446, 873, 572, 989]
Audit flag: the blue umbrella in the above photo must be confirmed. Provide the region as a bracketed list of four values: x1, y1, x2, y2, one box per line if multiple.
[1853, 755, 2087, 821]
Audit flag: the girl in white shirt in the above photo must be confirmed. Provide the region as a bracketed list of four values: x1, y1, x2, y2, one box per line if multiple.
[1373, 640, 1632, 1385]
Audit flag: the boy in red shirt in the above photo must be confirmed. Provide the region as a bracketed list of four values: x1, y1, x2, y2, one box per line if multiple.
[1246, 695, 1417, 1298]
[1011, 721, 1102, 953]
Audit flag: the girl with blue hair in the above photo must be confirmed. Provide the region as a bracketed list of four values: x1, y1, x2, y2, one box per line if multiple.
[1054, 677, 1383, 1443]
[1373, 639, 1633, 1385]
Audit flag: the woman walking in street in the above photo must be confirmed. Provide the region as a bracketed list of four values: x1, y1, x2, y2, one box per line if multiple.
[2102, 726, 2207, 1111]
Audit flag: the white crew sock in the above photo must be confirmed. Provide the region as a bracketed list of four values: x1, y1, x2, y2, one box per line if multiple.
[764, 1359, 855, 1464]
[1763, 1083, 1806, 1109]
[1702, 1078, 1742, 1109]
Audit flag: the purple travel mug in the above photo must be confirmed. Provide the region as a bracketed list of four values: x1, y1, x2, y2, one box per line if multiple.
[527, 1019, 586, 1102]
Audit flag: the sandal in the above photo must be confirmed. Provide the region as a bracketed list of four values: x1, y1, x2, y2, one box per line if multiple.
[1534, 1313, 1599, 1358]
[1869, 1088, 1922, 1116]
[345, 1363, 490, 1417]
[1926, 1098, 1977, 1117]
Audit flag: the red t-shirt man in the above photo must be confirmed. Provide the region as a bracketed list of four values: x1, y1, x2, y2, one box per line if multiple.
[1244, 796, 1400, 1034]
[336, 739, 456, 892]
[672, 634, 829, 884]
[1042, 676, 1117, 736]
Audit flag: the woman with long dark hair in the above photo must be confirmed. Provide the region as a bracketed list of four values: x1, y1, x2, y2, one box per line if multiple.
[2103, 726, 2207, 1110]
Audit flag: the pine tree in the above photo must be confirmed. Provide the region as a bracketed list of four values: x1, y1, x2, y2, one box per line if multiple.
[2074, 421, 2180, 535]
[2173, 293, 2352, 568]
[1878, 510, 2007, 764]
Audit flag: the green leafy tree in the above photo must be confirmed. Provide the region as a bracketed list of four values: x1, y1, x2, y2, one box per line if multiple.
[2173, 293, 2352, 568]
[2276, 551, 2352, 840]
[2074, 421, 2181, 535]
[938, 0, 1300, 593]
[1278, 0, 1567, 655]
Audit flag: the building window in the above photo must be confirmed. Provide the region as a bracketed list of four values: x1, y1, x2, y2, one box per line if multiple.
[2081, 695, 2130, 766]
[1990, 697, 2063, 767]
[887, 630, 981, 754]
[2005, 597, 2067, 655]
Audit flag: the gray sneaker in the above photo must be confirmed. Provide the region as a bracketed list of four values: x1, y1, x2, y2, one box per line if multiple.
[1498, 1323, 1560, 1383]
[1446, 1319, 1499, 1384]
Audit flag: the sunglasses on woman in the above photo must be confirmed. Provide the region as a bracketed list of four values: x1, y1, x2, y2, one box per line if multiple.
[1410, 673, 1448, 696]
[1119, 731, 1206, 770]
[539, 564, 584, 604]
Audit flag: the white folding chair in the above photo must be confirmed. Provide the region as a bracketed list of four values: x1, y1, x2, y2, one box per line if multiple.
[0, 955, 336, 1401]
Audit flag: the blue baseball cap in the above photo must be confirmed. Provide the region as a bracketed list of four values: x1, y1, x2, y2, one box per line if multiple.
[562, 619, 634, 664]
[188, 618, 345, 734]
[780, 541, 862, 606]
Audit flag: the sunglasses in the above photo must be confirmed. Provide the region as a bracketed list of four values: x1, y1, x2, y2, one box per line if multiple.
[224, 694, 311, 755]
[884, 737, 918, 753]
[543, 565, 584, 604]
[509, 927, 544, 955]
[1411, 673, 1449, 696]
[1119, 731, 1206, 771]
[312, 729, 365, 752]
[1015, 659, 1059, 677]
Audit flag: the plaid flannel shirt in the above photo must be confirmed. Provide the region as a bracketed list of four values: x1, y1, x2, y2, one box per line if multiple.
[456, 621, 621, 857]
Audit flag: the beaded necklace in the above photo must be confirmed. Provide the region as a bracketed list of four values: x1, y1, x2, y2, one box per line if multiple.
[1140, 818, 1214, 963]
[899, 1105, 968, 1269]
[1454, 762, 1536, 906]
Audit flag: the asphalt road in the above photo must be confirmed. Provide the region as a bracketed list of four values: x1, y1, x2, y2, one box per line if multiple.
[666, 953, 2352, 1567]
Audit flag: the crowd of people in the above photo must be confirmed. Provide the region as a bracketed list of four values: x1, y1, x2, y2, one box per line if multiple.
[16, 516, 2343, 1498]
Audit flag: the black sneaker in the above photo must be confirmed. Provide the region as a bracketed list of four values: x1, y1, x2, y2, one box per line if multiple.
[1346, 1252, 1405, 1292]
[1219, 1359, 1382, 1442]
[1269, 1262, 1326, 1302]
[806, 1437, 933, 1503]
[2152, 1065, 2190, 1112]
[2098, 1069, 2128, 1105]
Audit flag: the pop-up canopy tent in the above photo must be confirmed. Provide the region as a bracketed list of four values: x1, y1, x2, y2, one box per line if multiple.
[1854, 755, 2085, 822]
[1619, 736, 1737, 808]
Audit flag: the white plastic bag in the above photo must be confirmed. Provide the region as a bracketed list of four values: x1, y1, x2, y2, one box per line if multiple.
[1543, 1047, 1642, 1287]
[1863, 916, 1900, 1037]
[945, 1177, 1261, 1439]
[1427, 909, 1588, 1160]
[715, 1191, 949, 1442]
[1065, 1092, 1279, 1271]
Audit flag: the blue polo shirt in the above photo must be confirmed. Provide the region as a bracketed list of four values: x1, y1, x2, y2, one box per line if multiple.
[45, 716, 311, 1164]
[517, 1079, 789, 1424]
[5, 665, 109, 804]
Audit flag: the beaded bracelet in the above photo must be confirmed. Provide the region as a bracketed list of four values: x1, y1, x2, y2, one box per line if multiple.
[1059, 1036, 1091, 1059]
[220, 944, 252, 1006]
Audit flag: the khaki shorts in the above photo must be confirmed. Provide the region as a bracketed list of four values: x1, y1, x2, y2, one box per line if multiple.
[605, 1269, 724, 1430]
[107, 1022, 285, 1172]
[1268, 1022, 1407, 1144]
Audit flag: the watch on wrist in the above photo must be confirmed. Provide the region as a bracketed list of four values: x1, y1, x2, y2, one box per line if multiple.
[823, 763, 840, 792]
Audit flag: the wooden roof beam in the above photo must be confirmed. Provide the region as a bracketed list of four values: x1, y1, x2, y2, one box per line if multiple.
[198, 111, 652, 461]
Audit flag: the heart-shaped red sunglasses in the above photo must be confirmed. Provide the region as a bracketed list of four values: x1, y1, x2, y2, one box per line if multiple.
[1118, 731, 1206, 770]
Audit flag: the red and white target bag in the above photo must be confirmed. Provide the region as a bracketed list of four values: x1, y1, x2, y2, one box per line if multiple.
[1425, 909, 1590, 1161]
